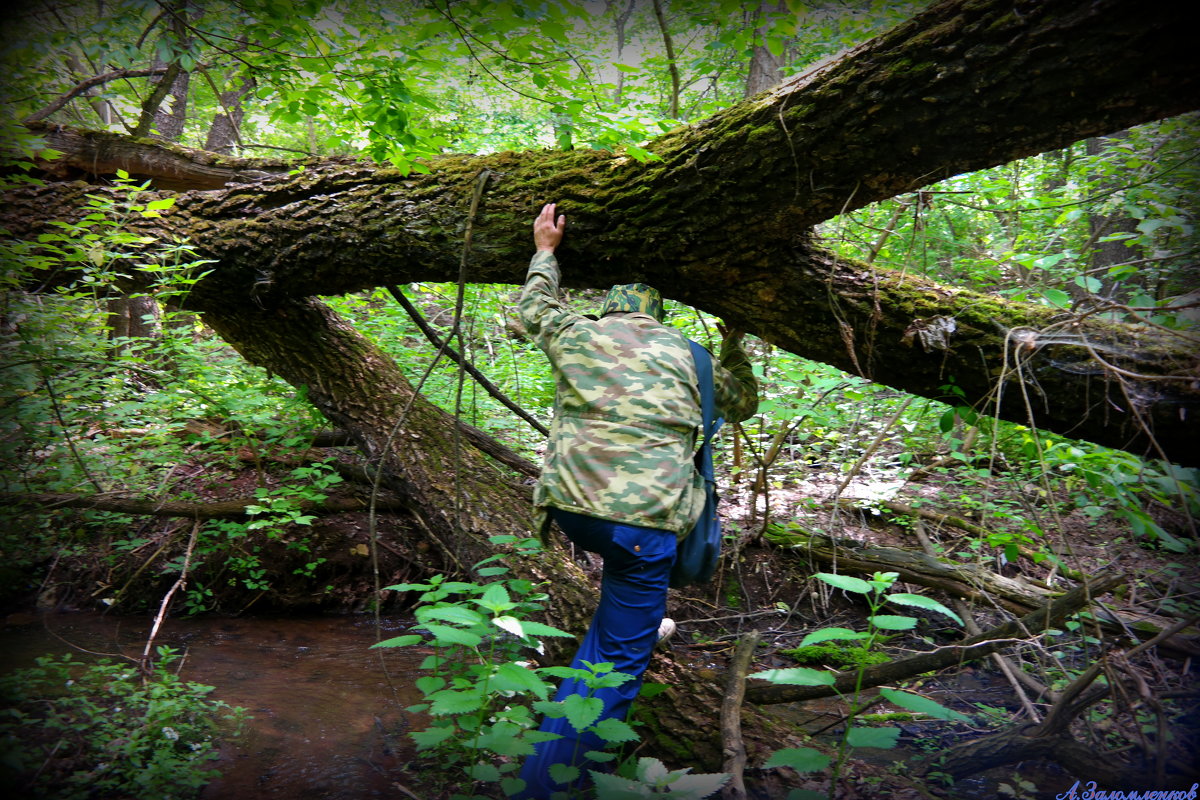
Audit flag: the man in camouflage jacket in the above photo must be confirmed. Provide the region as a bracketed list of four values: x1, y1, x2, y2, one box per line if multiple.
[513, 203, 758, 798]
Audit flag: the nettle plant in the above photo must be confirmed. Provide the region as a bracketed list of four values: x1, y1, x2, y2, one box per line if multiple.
[752, 572, 971, 800]
[373, 535, 729, 799]
[0, 646, 247, 800]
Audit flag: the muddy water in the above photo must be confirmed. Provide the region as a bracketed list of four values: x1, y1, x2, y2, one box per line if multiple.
[0, 612, 425, 799]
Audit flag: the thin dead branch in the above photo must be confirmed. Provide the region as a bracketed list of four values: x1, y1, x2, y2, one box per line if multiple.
[721, 630, 761, 800]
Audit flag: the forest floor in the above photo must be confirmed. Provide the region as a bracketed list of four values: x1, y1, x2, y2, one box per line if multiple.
[4, 435, 1198, 800]
[653, 462, 1200, 800]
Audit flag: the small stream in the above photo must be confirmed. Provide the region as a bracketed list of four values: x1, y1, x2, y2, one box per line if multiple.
[2, 612, 1091, 799]
[0, 611, 424, 799]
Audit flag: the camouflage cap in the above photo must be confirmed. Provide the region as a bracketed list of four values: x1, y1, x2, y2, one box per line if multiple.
[600, 283, 666, 322]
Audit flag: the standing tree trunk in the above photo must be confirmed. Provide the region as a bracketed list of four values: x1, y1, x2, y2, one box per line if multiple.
[744, 1, 787, 97]
[204, 74, 255, 154]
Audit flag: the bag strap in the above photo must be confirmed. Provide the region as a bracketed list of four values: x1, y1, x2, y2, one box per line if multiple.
[688, 340, 724, 480]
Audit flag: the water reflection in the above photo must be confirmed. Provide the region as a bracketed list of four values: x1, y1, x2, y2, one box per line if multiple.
[1, 612, 424, 799]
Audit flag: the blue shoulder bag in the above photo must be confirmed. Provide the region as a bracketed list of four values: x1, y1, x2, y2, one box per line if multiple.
[670, 340, 724, 588]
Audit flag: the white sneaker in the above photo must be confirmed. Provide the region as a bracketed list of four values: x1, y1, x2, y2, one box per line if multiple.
[656, 617, 676, 647]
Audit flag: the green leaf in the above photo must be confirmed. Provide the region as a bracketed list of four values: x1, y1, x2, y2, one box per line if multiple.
[763, 746, 831, 772]
[590, 716, 638, 744]
[144, 198, 176, 211]
[475, 582, 514, 613]
[421, 623, 483, 647]
[382, 582, 432, 592]
[417, 604, 485, 626]
[748, 667, 836, 686]
[427, 688, 483, 715]
[492, 661, 549, 700]
[868, 614, 917, 631]
[472, 721, 537, 757]
[410, 725, 456, 750]
[885, 593, 963, 624]
[1040, 288, 1072, 309]
[370, 634, 423, 649]
[634, 756, 669, 784]
[846, 726, 901, 749]
[562, 694, 604, 732]
[549, 762, 581, 785]
[513, 620, 574, 637]
[468, 761, 500, 781]
[491, 615, 525, 638]
[659, 771, 732, 798]
[590, 771, 648, 798]
[415, 675, 445, 695]
[814, 572, 872, 594]
[799, 628, 870, 647]
[879, 688, 972, 721]
[531, 700, 567, 718]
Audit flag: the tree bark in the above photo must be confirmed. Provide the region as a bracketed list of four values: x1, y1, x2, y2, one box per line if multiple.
[204, 75, 255, 155]
[196, 295, 598, 647]
[743, 1, 786, 98]
[9, 0, 1198, 463]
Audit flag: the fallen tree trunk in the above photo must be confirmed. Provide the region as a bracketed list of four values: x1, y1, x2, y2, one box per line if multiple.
[764, 524, 1200, 655]
[6, 0, 1199, 463]
[764, 523, 1054, 613]
[0, 490, 408, 519]
[744, 573, 1124, 705]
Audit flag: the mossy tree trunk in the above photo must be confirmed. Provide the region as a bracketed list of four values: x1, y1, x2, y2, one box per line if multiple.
[198, 295, 598, 635]
[10, 0, 1198, 464]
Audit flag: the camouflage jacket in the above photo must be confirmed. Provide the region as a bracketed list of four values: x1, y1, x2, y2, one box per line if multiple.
[519, 251, 759, 538]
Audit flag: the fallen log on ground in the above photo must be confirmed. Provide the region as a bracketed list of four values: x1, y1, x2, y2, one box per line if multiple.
[764, 523, 1053, 613]
[764, 524, 1200, 655]
[744, 573, 1124, 705]
[0, 490, 409, 519]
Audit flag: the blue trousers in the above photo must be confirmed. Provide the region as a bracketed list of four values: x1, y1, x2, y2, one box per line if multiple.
[513, 508, 677, 799]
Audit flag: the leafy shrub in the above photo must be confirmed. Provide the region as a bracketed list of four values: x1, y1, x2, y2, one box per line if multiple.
[0, 648, 247, 799]
[373, 536, 730, 798]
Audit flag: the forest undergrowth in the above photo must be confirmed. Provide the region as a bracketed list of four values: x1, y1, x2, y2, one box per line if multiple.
[1, 274, 1197, 798]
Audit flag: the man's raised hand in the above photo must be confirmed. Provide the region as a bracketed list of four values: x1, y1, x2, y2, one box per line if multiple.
[534, 202, 566, 252]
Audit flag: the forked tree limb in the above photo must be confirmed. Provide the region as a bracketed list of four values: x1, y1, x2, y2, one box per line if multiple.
[916, 615, 1200, 784]
[22, 68, 172, 125]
